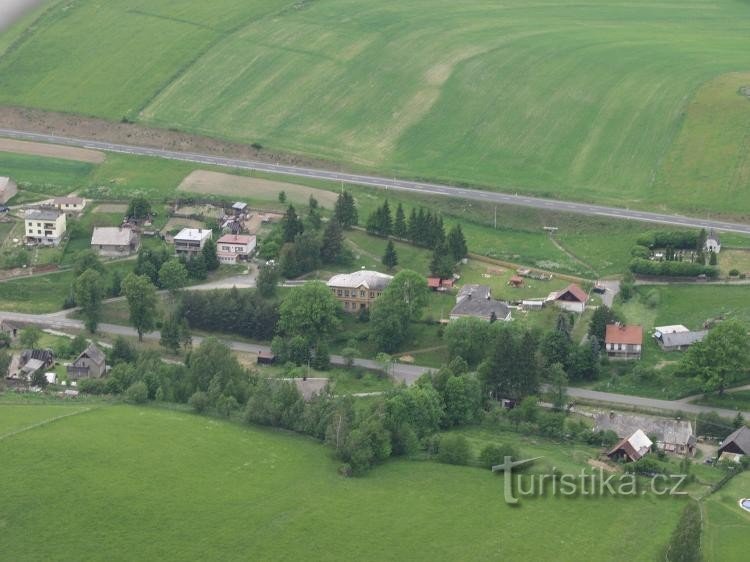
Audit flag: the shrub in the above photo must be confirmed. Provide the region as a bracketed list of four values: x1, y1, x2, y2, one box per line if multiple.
[645, 289, 661, 308]
[189, 391, 210, 413]
[729, 268, 740, 277]
[437, 434, 472, 466]
[630, 245, 651, 259]
[78, 378, 107, 395]
[478, 443, 520, 469]
[125, 381, 148, 404]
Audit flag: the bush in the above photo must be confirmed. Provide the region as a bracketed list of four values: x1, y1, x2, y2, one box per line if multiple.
[728, 268, 740, 277]
[78, 378, 107, 395]
[629, 257, 718, 278]
[630, 245, 651, 259]
[623, 457, 665, 475]
[644, 289, 661, 308]
[437, 434, 472, 466]
[478, 443, 520, 469]
[189, 391, 210, 413]
[664, 501, 702, 562]
[125, 381, 148, 404]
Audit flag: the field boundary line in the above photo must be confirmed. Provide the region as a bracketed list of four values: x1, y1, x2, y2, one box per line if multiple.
[0, 406, 99, 441]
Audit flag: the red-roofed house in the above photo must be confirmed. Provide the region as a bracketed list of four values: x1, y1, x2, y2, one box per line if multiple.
[427, 277, 455, 291]
[546, 283, 588, 313]
[605, 323, 644, 360]
[216, 234, 256, 264]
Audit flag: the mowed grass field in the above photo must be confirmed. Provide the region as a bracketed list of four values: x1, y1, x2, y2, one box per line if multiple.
[0, 403, 686, 561]
[702, 471, 750, 562]
[2, 0, 750, 215]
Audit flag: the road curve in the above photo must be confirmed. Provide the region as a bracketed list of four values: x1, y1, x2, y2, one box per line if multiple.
[2, 128, 750, 235]
[1, 309, 747, 419]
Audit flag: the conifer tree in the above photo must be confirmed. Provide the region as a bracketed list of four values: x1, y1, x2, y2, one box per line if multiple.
[382, 240, 398, 270]
[393, 203, 407, 238]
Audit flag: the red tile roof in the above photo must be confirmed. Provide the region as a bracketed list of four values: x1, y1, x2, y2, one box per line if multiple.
[558, 283, 588, 303]
[605, 324, 643, 345]
[427, 277, 441, 288]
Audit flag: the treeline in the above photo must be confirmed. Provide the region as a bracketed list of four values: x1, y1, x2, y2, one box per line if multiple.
[636, 230, 703, 250]
[629, 257, 718, 278]
[179, 288, 279, 340]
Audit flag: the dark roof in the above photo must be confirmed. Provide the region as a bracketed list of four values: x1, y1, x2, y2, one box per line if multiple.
[720, 426, 750, 456]
[657, 330, 708, 348]
[451, 295, 510, 321]
[20, 348, 55, 364]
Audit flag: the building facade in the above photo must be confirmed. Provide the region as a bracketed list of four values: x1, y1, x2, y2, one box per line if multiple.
[174, 228, 212, 258]
[327, 270, 393, 312]
[53, 196, 86, 216]
[605, 324, 643, 360]
[216, 234, 256, 264]
[91, 227, 139, 257]
[24, 208, 66, 246]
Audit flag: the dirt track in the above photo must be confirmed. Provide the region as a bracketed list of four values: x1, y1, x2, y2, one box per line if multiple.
[0, 137, 104, 163]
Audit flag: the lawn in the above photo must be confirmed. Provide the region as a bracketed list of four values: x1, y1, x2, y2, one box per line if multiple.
[702, 471, 750, 562]
[692, 391, 750, 412]
[0, 152, 94, 199]
[5, 1, 750, 216]
[0, 403, 688, 561]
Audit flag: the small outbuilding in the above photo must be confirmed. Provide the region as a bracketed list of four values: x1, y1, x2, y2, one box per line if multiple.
[718, 426, 750, 459]
[508, 275, 524, 288]
[607, 429, 653, 462]
[257, 351, 276, 365]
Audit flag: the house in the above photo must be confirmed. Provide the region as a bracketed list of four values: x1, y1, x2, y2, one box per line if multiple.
[705, 229, 721, 254]
[605, 324, 643, 360]
[216, 234, 256, 264]
[173, 228, 212, 258]
[449, 284, 512, 322]
[67, 344, 106, 380]
[91, 227, 139, 257]
[327, 270, 393, 312]
[595, 412, 695, 455]
[24, 207, 66, 246]
[427, 277, 454, 291]
[8, 348, 56, 383]
[0, 176, 17, 204]
[546, 283, 588, 313]
[0, 320, 21, 341]
[53, 196, 86, 215]
[607, 429, 653, 462]
[508, 275, 524, 288]
[654, 328, 708, 351]
[718, 426, 750, 459]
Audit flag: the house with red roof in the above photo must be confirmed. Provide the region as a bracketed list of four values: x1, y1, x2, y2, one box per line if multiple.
[216, 234, 256, 264]
[546, 283, 588, 313]
[605, 323, 643, 360]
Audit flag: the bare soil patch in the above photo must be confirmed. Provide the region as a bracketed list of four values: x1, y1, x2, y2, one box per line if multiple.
[588, 458, 619, 472]
[0, 138, 105, 163]
[161, 217, 206, 235]
[178, 170, 338, 207]
[92, 203, 128, 214]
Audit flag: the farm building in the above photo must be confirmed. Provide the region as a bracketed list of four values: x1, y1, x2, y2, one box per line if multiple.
[231, 202, 248, 215]
[91, 227, 139, 257]
[545, 284, 588, 313]
[327, 270, 393, 312]
[67, 344, 106, 380]
[173, 228, 212, 258]
[718, 426, 750, 459]
[427, 277, 454, 291]
[654, 327, 707, 351]
[595, 412, 695, 455]
[24, 207, 66, 246]
[0, 176, 17, 204]
[449, 284, 512, 322]
[257, 351, 276, 365]
[216, 234, 256, 264]
[53, 196, 86, 215]
[605, 324, 643, 360]
[704, 229, 721, 254]
[0, 320, 21, 341]
[508, 275, 524, 288]
[607, 429, 653, 462]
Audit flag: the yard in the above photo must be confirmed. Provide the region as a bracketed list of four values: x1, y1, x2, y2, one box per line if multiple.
[702, 471, 750, 561]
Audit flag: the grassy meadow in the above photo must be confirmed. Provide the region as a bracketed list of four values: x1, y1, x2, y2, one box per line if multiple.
[0, 403, 688, 561]
[702, 471, 750, 562]
[2, 1, 750, 215]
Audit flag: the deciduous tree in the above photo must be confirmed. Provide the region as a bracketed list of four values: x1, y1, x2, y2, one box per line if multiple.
[122, 273, 158, 341]
[74, 268, 105, 333]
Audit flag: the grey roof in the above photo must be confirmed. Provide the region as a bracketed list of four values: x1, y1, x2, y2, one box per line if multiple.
[456, 284, 491, 302]
[595, 413, 694, 446]
[451, 295, 511, 321]
[174, 228, 212, 242]
[75, 343, 106, 366]
[21, 358, 44, 374]
[91, 227, 134, 246]
[657, 330, 708, 348]
[720, 426, 750, 455]
[232, 202, 247, 210]
[327, 270, 393, 290]
[25, 208, 62, 221]
[54, 197, 84, 205]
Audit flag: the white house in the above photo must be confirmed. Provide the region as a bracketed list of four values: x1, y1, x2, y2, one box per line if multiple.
[173, 228, 212, 258]
[91, 227, 139, 257]
[545, 283, 588, 313]
[24, 207, 66, 246]
[705, 229, 721, 254]
[53, 196, 86, 216]
[0, 176, 17, 204]
[216, 234, 256, 264]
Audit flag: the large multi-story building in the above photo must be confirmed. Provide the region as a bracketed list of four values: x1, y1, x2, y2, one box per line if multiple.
[327, 270, 393, 312]
[24, 207, 66, 246]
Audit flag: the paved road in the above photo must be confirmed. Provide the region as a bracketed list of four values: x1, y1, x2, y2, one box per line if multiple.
[2, 309, 748, 418]
[2, 128, 750, 235]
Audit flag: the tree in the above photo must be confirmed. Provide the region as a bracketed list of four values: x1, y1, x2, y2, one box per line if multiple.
[320, 219, 345, 264]
[127, 196, 151, 220]
[437, 434, 472, 465]
[110, 336, 137, 366]
[393, 203, 407, 238]
[202, 238, 220, 271]
[443, 317, 490, 366]
[70, 334, 88, 356]
[110, 268, 123, 297]
[569, 337, 601, 381]
[429, 242, 453, 278]
[278, 190, 287, 204]
[189, 391, 210, 413]
[442, 375, 482, 426]
[306, 195, 322, 230]
[370, 270, 429, 352]
[620, 270, 635, 302]
[709, 251, 718, 266]
[479, 443, 520, 469]
[158, 259, 188, 298]
[125, 381, 148, 403]
[733, 412, 745, 429]
[257, 263, 280, 298]
[548, 363, 569, 411]
[0, 351, 11, 378]
[334, 191, 358, 228]
[282, 205, 304, 243]
[160, 314, 182, 354]
[277, 281, 341, 344]
[122, 273, 158, 341]
[681, 320, 749, 394]
[588, 305, 619, 347]
[185, 252, 207, 280]
[446, 224, 468, 262]
[74, 269, 105, 333]
[73, 250, 105, 277]
[31, 369, 49, 389]
[382, 240, 398, 270]
[19, 326, 42, 349]
[479, 325, 539, 400]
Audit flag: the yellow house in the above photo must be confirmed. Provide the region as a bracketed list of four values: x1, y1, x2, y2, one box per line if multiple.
[24, 207, 66, 246]
[327, 270, 393, 312]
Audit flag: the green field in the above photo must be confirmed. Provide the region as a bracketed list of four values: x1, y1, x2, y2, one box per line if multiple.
[702, 471, 750, 561]
[0, 402, 690, 561]
[3, 0, 750, 215]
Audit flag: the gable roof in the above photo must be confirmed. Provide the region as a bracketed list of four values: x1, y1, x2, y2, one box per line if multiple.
[217, 234, 254, 245]
[605, 324, 643, 345]
[657, 330, 708, 348]
[595, 412, 693, 446]
[550, 283, 588, 303]
[75, 343, 105, 366]
[53, 196, 84, 206]
[457, 284, 491, 302]
[607, 429, 653, 461]
[451, 295, 510, 321]
[91, 227, 133, 246]
[327, 270, 393, 291]
[719, 426, 750, 455]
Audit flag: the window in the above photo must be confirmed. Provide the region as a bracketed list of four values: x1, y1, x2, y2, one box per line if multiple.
[369, 292, 374, 299]
[337, 289, 342, 296]
[344, 290, 349, 297]
[344, 301, 349, 309]
[360, 290, 365, 297]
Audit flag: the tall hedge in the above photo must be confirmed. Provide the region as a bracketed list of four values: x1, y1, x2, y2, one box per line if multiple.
[629, 258, 718, 278]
